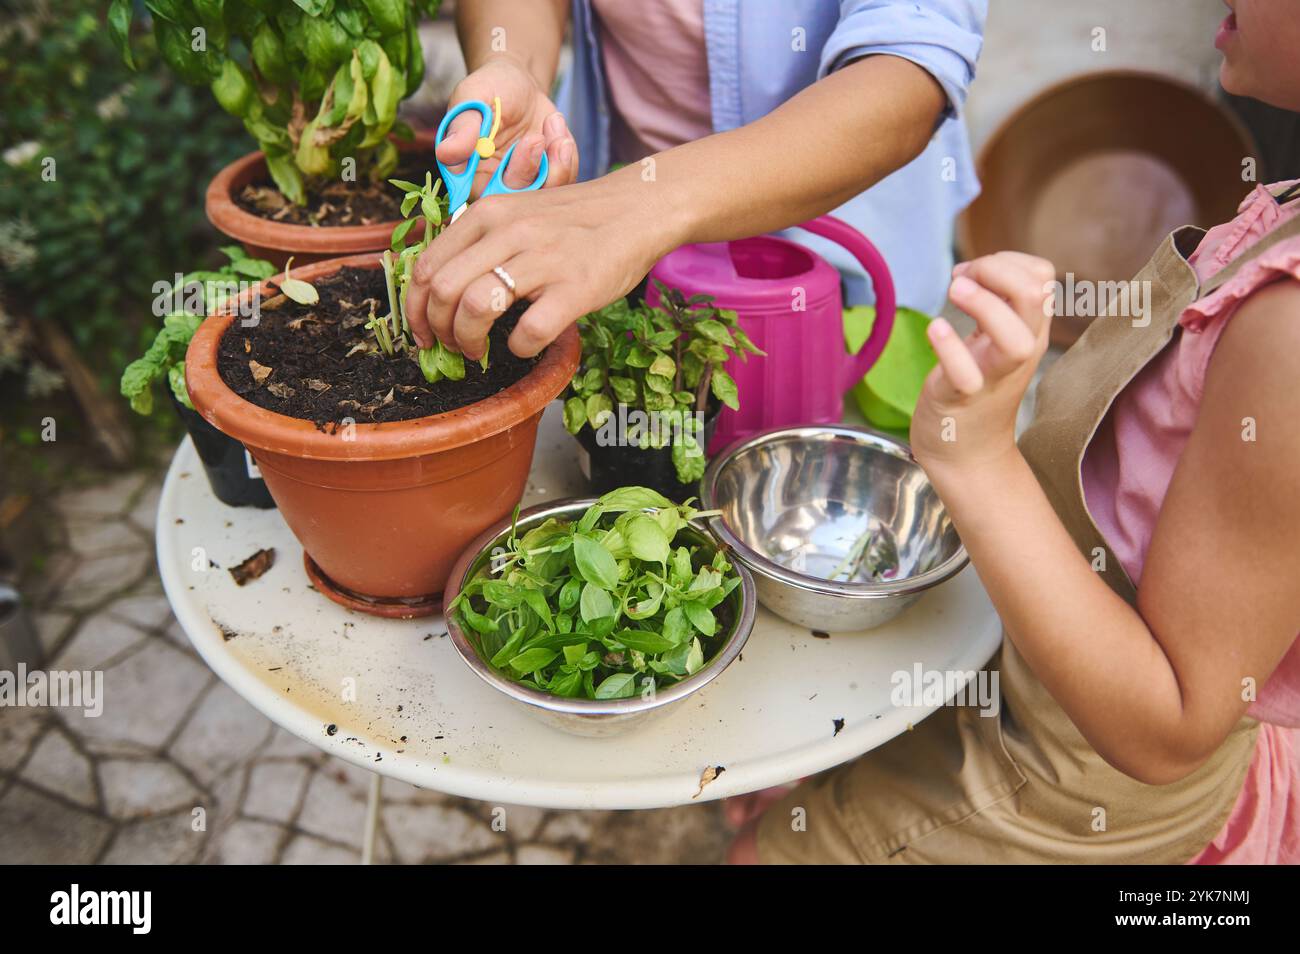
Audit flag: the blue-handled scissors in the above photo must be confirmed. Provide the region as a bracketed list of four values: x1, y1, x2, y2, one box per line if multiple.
[436, 97, 549, 223]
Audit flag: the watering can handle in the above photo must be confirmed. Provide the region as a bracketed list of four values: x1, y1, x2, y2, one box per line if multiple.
[794, 215, 896, 390]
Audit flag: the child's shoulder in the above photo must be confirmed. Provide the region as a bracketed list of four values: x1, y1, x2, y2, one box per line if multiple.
[1207, 277, 1300, 408]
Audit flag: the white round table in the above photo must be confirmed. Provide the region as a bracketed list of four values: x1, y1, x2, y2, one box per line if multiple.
[158, 403, 1001, 811]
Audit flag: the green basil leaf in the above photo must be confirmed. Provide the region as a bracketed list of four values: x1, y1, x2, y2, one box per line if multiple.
[578, 581, 613, 623]
[597, 486, 675, 513]
[563, 396, 587, 434]
[489, 627, 527, 668]
[710, 368, 740, 411]
[508, 647, 558, 674]
[435, 343, 466, 381]
[522, 588, 553, 631]
[557, 577, 581, 611]
[455, 604, 498, 635]
[685, 637, 705, 675]
[594, 672, 637, 700]
[693, 319, 735, 348]
[573, 535, 619, 590]
[662, 606, 692, 646]
[550, 669, 584, 698]
[389, 216, 417, 251]
[624, 514, 670, 564]
[683, 601, 717, 636]
[585, 392, 613, 429]
[611, 629, 676, 654]
[108, 0, 136, 69]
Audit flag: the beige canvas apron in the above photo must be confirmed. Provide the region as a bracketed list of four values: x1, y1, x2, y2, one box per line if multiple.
[758, 217, 1300, 864]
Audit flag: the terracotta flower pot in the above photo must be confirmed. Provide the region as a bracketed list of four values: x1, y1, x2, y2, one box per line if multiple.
[205, 130, 438, 269]
[184, 253, 581, 618]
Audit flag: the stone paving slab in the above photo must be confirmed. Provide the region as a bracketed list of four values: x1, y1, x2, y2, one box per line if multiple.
[0, 466, 731, 864]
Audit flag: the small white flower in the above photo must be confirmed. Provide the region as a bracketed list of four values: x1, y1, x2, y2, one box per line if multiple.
[3, 141, 42, 167]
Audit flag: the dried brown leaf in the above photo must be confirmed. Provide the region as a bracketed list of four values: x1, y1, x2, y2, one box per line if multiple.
[229, 548, 276, 586]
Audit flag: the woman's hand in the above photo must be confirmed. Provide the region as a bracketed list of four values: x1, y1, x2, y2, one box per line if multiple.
[404, 168, 680, 359]
[910, 252, 1056, 474]
[437, 54, 580, 194]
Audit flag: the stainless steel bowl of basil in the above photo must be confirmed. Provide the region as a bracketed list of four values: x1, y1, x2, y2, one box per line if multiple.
[444, 493, 756, 737]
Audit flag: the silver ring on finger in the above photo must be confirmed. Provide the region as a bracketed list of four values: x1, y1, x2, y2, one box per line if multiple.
[492, 265, 517, 294]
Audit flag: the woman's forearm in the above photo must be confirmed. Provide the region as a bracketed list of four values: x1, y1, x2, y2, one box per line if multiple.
[642, 55, 946, 248]
[455, 0, 569, 88]
[925, 450, 1203, 783]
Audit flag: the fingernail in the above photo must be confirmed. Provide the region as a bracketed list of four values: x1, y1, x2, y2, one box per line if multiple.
[929, 318, 953, 339]
[560, 140, 575, 169]
[544, 112, 564, 137]
[950, 275, 976, 296]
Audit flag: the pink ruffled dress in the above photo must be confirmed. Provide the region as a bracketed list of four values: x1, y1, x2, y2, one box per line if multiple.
[1081, 182, 1300, 864]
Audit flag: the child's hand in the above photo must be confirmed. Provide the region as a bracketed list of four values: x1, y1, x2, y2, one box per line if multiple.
[910, 253, 1055, 475]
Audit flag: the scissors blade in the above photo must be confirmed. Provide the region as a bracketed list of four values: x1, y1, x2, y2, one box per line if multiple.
[450, 203, 468, 224]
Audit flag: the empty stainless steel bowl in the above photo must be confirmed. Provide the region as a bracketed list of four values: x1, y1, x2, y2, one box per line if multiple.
[700, 425, 967, 632]
[443, 498, 756, 737]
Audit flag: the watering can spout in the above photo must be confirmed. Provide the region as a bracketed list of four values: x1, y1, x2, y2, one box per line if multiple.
[795, 216, 897, 392]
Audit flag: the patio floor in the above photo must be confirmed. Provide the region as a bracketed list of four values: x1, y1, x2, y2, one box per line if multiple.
[0, 467, 730, 864]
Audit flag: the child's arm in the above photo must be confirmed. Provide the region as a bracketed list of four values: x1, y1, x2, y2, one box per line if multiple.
[913, 255, 1300, 785]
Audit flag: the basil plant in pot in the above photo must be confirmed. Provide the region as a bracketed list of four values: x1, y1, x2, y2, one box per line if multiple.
[109, 0, 445, 265]
[121, 247, 278, 508]
[183, 188, 580, 619]
[564, 282, 763, 501]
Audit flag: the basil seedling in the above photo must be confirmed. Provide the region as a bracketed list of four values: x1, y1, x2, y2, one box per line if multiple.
[564, 283, 765, 483]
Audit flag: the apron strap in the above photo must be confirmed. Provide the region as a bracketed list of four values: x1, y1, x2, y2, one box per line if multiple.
[1200, 197, 1300, 296]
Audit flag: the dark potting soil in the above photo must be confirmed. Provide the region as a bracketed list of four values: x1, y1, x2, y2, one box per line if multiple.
[233, 153, 436, 227]
[217, 266, 540, 426]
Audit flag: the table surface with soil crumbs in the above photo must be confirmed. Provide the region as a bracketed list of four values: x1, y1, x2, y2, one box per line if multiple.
[157, 403, 1001, 809]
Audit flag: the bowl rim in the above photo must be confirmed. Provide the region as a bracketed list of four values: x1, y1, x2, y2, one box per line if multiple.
[699, 424, 969, 600]
[443, 497, 756, 717]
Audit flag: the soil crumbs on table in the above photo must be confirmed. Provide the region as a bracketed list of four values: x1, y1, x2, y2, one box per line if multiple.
[233, 154, 435, 227]
[218, 266, 540, 425]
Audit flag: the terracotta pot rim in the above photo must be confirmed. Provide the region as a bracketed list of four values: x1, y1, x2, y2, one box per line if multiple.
[204, 130, 438, 255]
[958, 67, 1258, 258]
[185, 252, 580, 462]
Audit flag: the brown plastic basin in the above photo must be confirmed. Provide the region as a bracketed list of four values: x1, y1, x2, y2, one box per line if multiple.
[960, 70, 1257, 346]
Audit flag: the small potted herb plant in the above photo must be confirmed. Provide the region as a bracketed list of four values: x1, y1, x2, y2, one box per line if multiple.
[563, 282, 763, 501]
[121, 247, 278, 508]
[183, 182, 580, 617]
[109, 0, 445, 265]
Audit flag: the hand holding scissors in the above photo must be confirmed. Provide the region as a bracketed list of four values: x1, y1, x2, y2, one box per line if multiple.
[436, 97, 549, 223]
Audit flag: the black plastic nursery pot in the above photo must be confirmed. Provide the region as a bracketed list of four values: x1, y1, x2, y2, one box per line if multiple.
[575, 403, 721, 503]
[169, 391, 276, 509]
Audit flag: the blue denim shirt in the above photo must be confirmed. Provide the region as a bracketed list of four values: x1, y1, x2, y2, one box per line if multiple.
[555, 0, 986, 314]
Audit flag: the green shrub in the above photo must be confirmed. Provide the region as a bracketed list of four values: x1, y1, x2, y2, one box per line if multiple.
[0, 1, 246, 387]
[109, 0, 445, 203]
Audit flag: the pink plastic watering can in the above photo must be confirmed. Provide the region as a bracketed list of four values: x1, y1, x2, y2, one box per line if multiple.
[646, 215, 895, 453]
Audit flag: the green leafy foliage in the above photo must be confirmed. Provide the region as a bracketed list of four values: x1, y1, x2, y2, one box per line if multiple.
[376, 173, 479, 382]
[565, 282, 763, 482]
[108, 0, 444, 203]
[450, 487, 743, 700]
[0, 3, 246, 394]
[120, 247, 275, 415]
